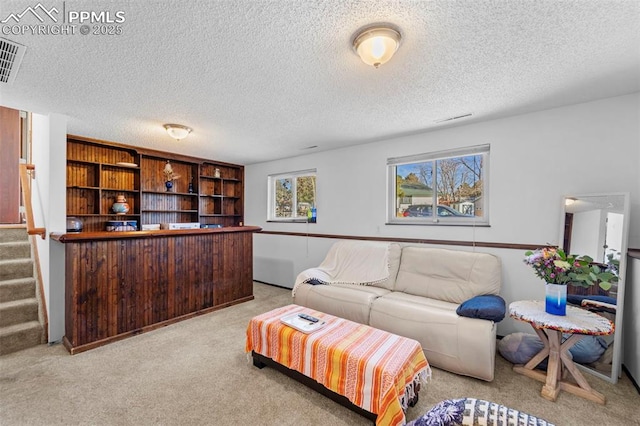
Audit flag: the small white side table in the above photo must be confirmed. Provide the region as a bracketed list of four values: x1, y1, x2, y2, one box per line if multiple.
[509, 300, 614, 404]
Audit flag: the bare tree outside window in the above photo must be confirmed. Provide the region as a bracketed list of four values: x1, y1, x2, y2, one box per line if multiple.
[275, 178, 292, 217]
[389, 145, 489, 225]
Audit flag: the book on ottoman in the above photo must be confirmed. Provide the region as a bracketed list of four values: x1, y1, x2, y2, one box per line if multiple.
[280, 313, 327, 333]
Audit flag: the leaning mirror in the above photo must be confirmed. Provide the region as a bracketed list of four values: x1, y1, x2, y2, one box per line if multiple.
[561, 192, 630, 383]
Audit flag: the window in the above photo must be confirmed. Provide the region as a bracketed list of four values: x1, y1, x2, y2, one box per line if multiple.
[387, 145, 489, 225]
[268, 169, 317, 222]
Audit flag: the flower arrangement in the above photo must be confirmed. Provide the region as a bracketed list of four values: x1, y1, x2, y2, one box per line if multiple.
[524, 246, 618, 290]
[163, 160, 181, 182]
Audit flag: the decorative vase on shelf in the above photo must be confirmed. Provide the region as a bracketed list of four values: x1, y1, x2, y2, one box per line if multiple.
[214, 168, 221, 178]
[112, 195, 130, 215]
[545, 283, 567, 316]
[165, 180, 173, 192]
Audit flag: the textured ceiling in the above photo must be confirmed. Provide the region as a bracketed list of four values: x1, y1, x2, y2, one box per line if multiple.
[1, 0, 639, 165]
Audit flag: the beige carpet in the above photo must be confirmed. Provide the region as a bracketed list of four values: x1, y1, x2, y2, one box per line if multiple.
[1, 282, 638, 425]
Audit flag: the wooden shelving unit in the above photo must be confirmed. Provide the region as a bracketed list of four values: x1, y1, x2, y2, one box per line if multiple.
[140, 155, 200, 226]
[199, 162, 244, 227]
[67, 138, 141, 232]
[66, 136, 244, 231]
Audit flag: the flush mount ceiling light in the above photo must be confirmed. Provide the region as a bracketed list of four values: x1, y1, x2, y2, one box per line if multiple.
[163, 124, 192, 141]
[352, 25, 401, 68]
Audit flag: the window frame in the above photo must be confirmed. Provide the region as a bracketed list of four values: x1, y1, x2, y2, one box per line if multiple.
[267, 169, 317, 222]
[387, 144, 490, 226]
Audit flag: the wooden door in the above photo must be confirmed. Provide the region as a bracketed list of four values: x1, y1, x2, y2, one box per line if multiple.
[0, 106, 20, 223]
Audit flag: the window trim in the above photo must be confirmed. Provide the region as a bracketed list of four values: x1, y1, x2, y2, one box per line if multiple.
[387, 144, 490, 226]
[267, 169, 317, 222]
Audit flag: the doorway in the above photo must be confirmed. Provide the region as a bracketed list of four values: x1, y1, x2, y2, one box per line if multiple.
[0, 106, 29, 224]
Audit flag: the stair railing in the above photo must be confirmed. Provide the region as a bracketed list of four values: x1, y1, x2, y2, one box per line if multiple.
[19, 163, 46, 239]
[18, 162, 49, 341]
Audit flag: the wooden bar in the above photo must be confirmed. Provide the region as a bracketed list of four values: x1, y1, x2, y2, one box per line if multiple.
[52, 226, 260, 354]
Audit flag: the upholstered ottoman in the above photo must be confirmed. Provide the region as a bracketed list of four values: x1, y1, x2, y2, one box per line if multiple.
[246, 304, 431, 426]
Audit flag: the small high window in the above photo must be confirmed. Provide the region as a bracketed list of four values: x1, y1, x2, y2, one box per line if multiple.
[387, 145, 489, 225]
[268, 169, 317, 222]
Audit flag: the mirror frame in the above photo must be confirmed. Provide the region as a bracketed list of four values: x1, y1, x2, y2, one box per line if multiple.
[560, 192, 630, 384]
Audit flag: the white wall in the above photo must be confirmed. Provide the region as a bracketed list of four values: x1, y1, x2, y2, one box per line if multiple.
[31, 113, 67, 342]
[246, 93, 640, 342]
[571, 209, 605, 261]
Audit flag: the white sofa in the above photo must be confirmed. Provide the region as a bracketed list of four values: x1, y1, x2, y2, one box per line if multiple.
[292, 242, 503, 381]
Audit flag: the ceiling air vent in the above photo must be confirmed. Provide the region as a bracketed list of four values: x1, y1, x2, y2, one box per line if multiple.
[0, 38, 26, 84]
[434, 113, 472, 124]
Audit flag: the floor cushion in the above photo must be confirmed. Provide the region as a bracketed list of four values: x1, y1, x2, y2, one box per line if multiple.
[498, 332, 608, 369]
[406, 397, 554, 426]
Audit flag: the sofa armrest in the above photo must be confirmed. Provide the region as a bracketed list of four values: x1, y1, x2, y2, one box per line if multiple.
[456, 295, 506, 322]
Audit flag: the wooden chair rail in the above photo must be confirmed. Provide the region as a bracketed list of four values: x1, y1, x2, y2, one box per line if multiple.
[19, 163, 46, 239]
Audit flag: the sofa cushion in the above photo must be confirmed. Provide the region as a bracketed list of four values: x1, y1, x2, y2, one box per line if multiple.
[456, 295, 506, 322]
[383, 243, 402, 290]
[292, 283, 390, 324]
[394, 247, 501, 304]
[370, 291, 497, 381]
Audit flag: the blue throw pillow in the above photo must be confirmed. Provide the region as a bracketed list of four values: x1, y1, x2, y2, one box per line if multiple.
[456, 295, 506, 322]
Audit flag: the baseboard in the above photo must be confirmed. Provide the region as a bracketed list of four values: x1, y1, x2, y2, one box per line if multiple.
[253, 280, 291, 290]
[622, 364, 640, 394]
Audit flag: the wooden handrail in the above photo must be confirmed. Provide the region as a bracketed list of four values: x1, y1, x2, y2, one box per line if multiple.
[18, 162, 49, 342]
[19, 163, 46, 239]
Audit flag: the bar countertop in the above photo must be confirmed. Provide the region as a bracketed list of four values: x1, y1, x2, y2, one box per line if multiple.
[51, 225, 262, 243]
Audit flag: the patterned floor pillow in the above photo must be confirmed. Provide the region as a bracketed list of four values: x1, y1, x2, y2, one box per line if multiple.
[406, 398, 554, 426]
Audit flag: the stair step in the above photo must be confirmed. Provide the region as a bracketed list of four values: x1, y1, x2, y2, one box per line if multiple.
[0, 298, 39, 327]
[0, 228, 29, 244]
[0, 241, 31, 261]
[0, 278, 36, 303]
[0, 258, 33, 281]
[0, 321, 43, 355]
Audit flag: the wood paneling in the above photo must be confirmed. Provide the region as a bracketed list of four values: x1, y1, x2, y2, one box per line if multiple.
[59, 227, 258, 353]
[0, 106, 21, 223]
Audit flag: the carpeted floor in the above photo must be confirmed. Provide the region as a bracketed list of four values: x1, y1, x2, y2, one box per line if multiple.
[1, 282, 638, 425]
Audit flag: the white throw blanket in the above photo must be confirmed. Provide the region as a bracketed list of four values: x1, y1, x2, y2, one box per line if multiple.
[292, 240, 392, 297]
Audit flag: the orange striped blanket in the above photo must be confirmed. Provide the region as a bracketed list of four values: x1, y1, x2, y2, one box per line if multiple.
[246, 304, 431, 426]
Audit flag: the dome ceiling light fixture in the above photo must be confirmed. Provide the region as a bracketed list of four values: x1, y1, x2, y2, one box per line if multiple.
[163, 123, 192, 141]
[352, 24, 402, 68]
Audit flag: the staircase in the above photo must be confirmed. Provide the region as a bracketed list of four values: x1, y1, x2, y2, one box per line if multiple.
[0, 227, 44, 355]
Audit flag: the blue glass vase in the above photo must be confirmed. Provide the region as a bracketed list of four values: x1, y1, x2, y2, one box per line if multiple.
[545, 283, 567, 316]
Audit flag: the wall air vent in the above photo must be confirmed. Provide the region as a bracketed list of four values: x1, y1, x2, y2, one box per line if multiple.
[434, 113, 472, 124]
[0, 38, 26, 84]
